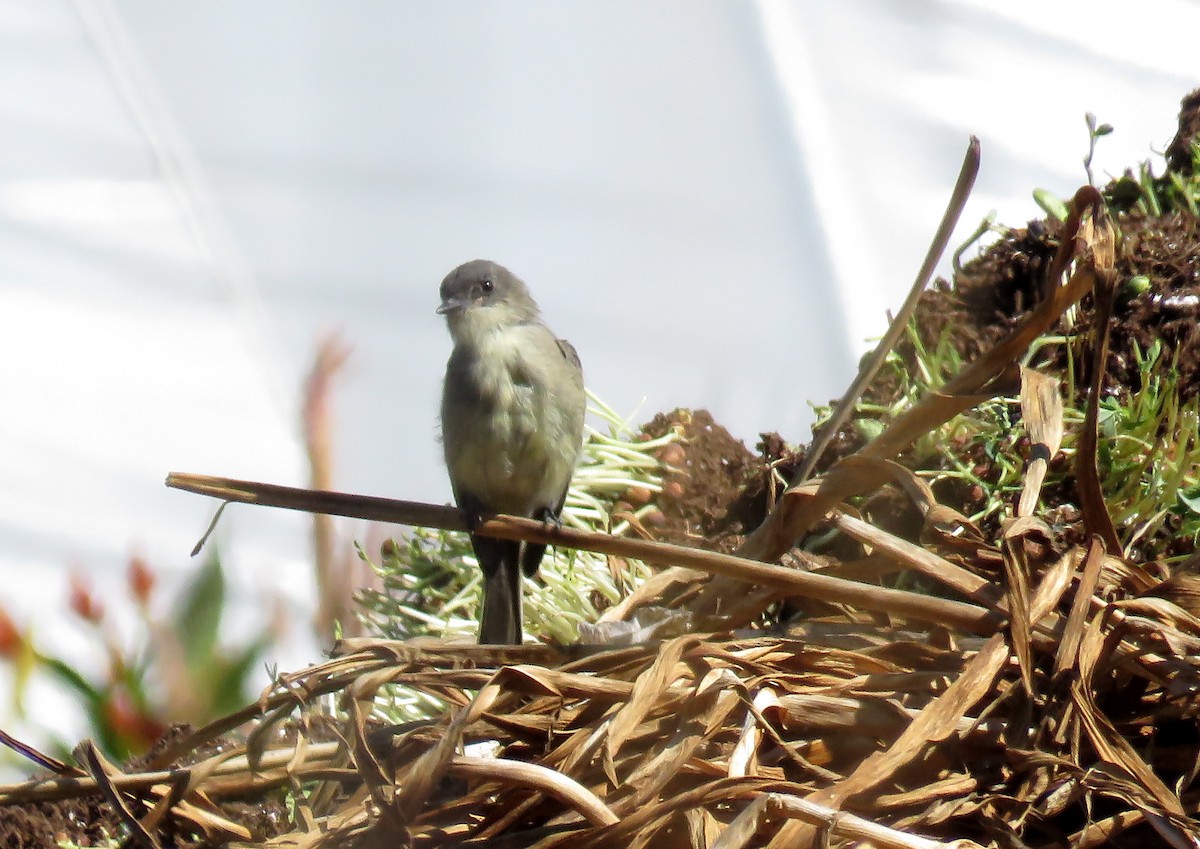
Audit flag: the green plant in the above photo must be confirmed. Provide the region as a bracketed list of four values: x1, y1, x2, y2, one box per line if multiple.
[1104, 138, 1200, 217]
[1098, 339, 1200, 553]
[0, 550, 277, 769]
[864, 315, 1199, 562]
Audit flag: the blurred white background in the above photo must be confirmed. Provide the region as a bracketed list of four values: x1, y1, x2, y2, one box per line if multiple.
[1, 0, 1196, 763]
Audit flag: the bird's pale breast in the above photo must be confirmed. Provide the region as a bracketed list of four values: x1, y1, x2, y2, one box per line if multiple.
[442, 324, 581, 515]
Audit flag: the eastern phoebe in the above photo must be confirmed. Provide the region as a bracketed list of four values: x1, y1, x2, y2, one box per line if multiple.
[438, 260, 586, 645]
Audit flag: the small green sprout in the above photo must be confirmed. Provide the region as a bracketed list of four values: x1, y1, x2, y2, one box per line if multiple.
[1033, 188, 1069, 222]
[1084, 112, 1114, 187]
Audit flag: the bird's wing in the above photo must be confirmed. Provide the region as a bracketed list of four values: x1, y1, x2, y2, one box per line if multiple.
[555, 337, 583, 376]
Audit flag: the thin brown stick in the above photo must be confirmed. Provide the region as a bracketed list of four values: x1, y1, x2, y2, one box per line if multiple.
[740, 185, 1114, 564]
[1073, 211, 1123, 554]
[165, 473, 1003, 635]
[796, 136, 981, 482]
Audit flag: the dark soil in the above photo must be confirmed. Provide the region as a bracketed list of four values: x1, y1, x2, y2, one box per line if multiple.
[0, 795, 115, 849]
[639, 409, 788, 553]
[5, 88, 1200, 849]
[900, 209, 1200, 404]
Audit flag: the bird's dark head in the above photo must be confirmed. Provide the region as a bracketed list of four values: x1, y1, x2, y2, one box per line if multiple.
[438, 260, 540, 341]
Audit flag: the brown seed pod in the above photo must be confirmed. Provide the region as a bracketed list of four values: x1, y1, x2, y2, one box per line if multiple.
[658, 442, 686, 468]
[624, 486, 653, 506]
[642, 509, 667, 526]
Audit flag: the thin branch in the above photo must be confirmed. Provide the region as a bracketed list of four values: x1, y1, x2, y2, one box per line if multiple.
[796, 136, 981, 482]
[165, 472, 1002, 635]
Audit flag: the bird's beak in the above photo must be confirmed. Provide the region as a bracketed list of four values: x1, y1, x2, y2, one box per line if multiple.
[437, 296, 470, 315]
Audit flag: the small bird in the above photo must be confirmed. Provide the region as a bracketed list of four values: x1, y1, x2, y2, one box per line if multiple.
[438, 260, 586, 644]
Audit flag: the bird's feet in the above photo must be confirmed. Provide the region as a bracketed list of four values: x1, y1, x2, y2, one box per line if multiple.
[535, 506, 563, 532]
[457, 495, 485, 533]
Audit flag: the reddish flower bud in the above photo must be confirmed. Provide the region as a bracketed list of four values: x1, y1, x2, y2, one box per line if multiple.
[68, 572, 104, 624]
[127, 555, 155, 606]
[0, 605, 21, 659]
[105, 688, 166, 751]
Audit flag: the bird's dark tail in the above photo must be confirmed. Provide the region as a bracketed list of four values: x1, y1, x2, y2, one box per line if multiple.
[475, 535, 523, 645]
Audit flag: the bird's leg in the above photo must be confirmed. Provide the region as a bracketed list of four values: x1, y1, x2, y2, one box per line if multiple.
[457, 493, 486, 533]
[534, 505, 563, 531]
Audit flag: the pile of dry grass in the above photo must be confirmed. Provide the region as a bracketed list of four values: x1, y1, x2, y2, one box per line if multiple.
[4, 189, 1200, 848]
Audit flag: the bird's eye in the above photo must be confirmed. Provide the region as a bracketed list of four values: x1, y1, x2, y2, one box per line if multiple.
[480, 279, 494, 294]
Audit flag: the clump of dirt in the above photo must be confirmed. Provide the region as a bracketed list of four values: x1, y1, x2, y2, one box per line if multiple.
[640, 409, 772, 552]
[1166, 87, 1200, 173]
[0, 796, 115, 849]
[889, 218, 1061, 385]
[1110, 211, 1200, 396]
[878, 208, 1200, 409]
